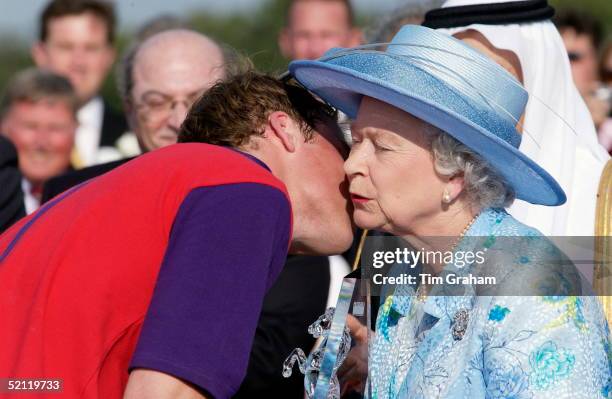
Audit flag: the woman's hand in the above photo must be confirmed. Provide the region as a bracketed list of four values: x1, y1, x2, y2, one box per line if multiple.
[338, 315, 371, 395]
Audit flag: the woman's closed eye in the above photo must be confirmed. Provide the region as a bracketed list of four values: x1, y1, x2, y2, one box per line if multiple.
[373, 139, 393, 152]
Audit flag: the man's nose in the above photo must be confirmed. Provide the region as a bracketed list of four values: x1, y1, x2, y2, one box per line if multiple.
[167, 102, 189, 132]
[69, 48, 89, 71]
[32, 128, 53, 150]
[305, 36, 331, 60]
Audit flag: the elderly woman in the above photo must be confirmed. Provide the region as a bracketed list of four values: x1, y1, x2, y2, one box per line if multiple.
[289, 25, 611, 398]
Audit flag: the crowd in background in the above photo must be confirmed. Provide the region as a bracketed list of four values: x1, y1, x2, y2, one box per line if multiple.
[0, 0, 610, 223]
[0, 0, 610, 397]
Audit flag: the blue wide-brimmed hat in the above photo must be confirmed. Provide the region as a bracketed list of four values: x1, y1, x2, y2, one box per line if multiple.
[289, 25, 565, 206]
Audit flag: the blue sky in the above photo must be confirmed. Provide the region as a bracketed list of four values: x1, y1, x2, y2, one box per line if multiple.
[1, 0, 432, 42]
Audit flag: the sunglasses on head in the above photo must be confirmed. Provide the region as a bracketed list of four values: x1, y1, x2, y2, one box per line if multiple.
[280, 71, 337, 115]
[280, 71, 353, 147]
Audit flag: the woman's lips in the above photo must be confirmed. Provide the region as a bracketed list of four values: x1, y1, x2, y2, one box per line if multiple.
[350, 193, 371, 204]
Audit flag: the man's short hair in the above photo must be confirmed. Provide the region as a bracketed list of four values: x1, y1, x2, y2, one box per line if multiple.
[285, 0, 355, 28]
[39, 0, 116, 44]
[178, 71, 337, 147]
[554, 8, 604, 50]
[0, 68, 79, 120]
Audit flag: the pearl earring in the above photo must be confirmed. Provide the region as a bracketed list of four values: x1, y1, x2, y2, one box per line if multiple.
[442, 190, 451, 204]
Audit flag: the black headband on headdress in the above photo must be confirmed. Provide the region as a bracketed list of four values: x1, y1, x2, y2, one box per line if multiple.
[422, 0, 554, 29]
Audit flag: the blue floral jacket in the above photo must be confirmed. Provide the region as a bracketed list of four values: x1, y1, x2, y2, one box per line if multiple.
[369, 208, 611, 398]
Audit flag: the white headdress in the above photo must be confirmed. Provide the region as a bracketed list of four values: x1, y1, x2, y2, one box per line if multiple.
[436, 0, 610, 236]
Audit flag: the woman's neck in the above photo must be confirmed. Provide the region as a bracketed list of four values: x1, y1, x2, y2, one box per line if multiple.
[401, 204, 479, 259]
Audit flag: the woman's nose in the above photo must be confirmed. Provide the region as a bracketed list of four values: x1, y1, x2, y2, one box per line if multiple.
[344, 145, 366, 178]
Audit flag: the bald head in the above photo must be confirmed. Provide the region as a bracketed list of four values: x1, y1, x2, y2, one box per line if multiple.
[124, 29, 226, 152]
[134, 29, 225, 86]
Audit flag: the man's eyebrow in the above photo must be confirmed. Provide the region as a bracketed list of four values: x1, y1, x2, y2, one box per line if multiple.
[140, 86, 210, 99]
[140, 90, 170, 99]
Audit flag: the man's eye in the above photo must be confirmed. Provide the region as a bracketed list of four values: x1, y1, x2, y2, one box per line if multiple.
[144, 99, 167, 109]
[85, 44, 104, 53]
[56, 43, 73, 51]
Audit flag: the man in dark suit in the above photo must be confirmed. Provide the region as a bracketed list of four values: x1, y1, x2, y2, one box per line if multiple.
[0, 136, 25, 234]
[32, 0, 127, 167]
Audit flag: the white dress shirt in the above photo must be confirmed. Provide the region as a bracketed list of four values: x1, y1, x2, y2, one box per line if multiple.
[75, 97, 104, 167]
[21, 178, 40, 215]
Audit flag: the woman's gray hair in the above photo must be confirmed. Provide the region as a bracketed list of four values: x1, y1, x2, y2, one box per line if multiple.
[425, 124, 515, 209]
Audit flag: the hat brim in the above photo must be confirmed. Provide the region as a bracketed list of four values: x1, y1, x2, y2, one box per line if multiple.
[290, 59, 566, 206]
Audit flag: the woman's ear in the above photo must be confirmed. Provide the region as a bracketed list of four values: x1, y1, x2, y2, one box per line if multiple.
[268, 111, 297, 152]
[447, 174, 466, 202]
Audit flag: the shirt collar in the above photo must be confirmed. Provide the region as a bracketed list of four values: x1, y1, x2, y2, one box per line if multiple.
[228, 147, 271, 171]
[77, 97, 104, 127]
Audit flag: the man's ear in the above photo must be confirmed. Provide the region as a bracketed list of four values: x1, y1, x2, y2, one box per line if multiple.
[268, 111, 297, 152]
[123, 99, 137, 132]
[31, 42, 48, 67]
[278, 28, 292, 59]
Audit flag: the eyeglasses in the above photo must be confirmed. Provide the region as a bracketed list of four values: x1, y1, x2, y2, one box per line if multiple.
[133, 89, 206, 123]
[281, 72, 337, 116]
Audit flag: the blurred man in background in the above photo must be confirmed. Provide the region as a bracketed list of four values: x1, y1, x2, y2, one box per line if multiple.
[122, 30, 225, 153]
[597, 40, 612, 153]
[32, 0, 127, 167]
[0, 68, 77, 214]
[279, 0, 362, 61]
[555, 9, 610, 132]
[42, 28, 226, 199]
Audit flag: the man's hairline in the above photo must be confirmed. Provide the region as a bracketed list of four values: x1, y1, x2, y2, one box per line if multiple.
[3, 97, 79, 126]
[42, 11, 113, 45]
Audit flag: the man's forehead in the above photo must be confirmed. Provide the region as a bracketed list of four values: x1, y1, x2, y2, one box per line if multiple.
[133, 54, 222, 94]
[8, 100, 76, 124]
[311, 112, 349, 156]
[289, 1, 352, 28]
[133, 32, 224, 88]
[47, 13, 109, 40]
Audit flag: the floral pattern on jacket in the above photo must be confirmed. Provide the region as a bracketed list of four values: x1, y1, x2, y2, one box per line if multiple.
[368, 208, 611, 399]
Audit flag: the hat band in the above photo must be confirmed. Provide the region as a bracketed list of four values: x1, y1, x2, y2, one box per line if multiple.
[324, 53, 522, 148]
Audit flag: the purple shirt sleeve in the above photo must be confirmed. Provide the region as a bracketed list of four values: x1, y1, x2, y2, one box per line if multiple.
[130, 182, 291, 398]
